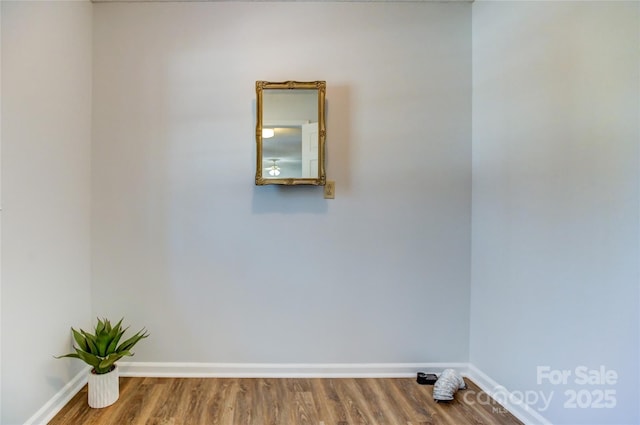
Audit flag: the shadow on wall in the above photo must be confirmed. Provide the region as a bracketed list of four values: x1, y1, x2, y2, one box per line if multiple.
[251, 185, 328, 214]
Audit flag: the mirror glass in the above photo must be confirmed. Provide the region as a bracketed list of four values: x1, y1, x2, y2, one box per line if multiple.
[256, 81, 326, 185]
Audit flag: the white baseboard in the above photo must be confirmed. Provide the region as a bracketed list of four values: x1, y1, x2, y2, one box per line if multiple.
[117, 361, 469, 378]
[24, 366, 89, 425]
[466, 363, 552, 425]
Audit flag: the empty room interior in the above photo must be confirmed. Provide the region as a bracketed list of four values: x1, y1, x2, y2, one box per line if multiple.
[1, 0, 638, 424]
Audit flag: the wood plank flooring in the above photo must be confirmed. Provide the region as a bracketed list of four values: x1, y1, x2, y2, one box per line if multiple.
[49, 377, 523, 425]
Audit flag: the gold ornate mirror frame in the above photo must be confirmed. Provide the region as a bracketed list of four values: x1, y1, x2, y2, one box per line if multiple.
[255, 81, 326, 186]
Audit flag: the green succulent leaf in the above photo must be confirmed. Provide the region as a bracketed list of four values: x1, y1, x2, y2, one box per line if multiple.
[116, 329, 149, 353]
[95, 329, 112, 357]
[80, 330, 98, 354]
[56, 318, 148, 372]
[106, 320, 125, 354]
[54, 353, 81, 360]
[71, 328, 89, 352]
[110, 318, 124, 336]
[95, 318, 106, 335]
[74, 348, 101, 370]
[96, 351, 132, 373]
[103, 318, 112, 334]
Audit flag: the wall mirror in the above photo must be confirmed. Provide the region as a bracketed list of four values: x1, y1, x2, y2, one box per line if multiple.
[255, 81, 326, 185]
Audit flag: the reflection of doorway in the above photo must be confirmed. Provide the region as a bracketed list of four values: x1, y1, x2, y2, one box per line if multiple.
[301, 122, 318, 178]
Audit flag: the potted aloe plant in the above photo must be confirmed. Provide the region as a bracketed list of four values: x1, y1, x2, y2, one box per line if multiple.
[56, 318, 149, 408]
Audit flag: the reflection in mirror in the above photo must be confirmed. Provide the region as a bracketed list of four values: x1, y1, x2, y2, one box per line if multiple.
[256, 81, 326, 185]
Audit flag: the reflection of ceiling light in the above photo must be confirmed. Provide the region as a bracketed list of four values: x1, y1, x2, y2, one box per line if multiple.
[262, 128, 275, 139]
[267, 159, 280, 176]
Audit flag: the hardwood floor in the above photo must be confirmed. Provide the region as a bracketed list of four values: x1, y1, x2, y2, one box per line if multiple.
[49, 377, 523, 425]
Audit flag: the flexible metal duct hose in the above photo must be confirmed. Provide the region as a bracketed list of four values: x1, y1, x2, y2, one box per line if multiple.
[433, 369, 466, 401]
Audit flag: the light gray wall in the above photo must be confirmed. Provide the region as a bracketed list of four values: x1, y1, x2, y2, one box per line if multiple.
[92, 2, 472, 364]
[0, 1, 93, 424]
[470, 2, 639, 424]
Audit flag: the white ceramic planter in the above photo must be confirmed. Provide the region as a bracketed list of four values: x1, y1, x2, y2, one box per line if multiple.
[87, 365, 119, 408]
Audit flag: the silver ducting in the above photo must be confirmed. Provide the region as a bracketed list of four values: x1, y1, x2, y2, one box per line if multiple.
[433, 369, 466, 401]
